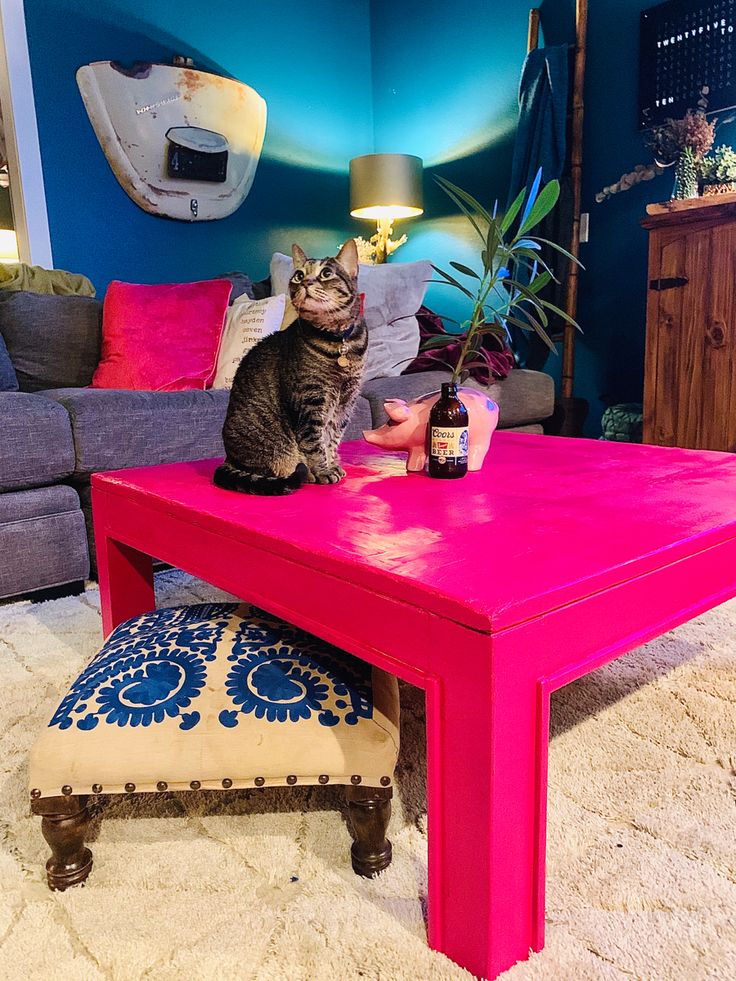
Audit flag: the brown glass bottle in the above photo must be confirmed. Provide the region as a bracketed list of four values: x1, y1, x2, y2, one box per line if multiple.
[428, 382, 469, 479]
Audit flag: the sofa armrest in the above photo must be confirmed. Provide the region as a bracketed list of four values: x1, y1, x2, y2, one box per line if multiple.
[0, 392, 75, 492]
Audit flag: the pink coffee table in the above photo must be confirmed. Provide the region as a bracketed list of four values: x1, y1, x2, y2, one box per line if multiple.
[91, 434, 736, 980]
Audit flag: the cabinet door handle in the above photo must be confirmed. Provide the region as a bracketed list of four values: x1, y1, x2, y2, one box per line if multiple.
[649, 276, 689, 291]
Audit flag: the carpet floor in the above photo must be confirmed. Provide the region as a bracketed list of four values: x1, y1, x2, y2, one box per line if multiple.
[0, 570, 734, 981]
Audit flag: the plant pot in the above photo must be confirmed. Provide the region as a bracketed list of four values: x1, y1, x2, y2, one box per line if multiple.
[672, 149, 699, 200]
[703, 181, 736, 196]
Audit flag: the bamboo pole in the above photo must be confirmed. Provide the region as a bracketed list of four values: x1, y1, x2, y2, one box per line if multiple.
[561, 0, 587, 402]
[527, 7, 540, 52]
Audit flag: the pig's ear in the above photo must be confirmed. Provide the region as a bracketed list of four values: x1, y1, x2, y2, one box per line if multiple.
[384, 400, 410, 423]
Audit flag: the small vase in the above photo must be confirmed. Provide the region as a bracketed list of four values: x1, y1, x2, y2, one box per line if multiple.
[672, 149, 699, 200]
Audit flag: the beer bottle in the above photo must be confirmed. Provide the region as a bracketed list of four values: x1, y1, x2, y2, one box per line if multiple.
[428, 382, 469, 479]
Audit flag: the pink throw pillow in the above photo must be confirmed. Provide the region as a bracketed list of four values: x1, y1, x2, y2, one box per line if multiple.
[91, 279, 232, 391]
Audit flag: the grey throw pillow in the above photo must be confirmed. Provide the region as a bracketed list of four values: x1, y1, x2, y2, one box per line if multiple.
[0, 332, 18, 391]
[215, 271, 255, 304]
[270, 254, 431, 380]
[0, 292, 102, 392]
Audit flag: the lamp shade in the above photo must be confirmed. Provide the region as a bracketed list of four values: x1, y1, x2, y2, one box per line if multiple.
[350, 153, 423, 220]
[0, 229, 19, 263]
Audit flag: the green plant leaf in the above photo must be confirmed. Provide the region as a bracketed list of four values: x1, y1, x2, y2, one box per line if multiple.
[435, 175, 494, 225]
[434, 177, 487, 242]
[416, 351, 466, 372]
[500, 187, 526, 234]
[527, 270, 553, 294]
[432, 265, 476, 300]
[419, 334, 461, 350]
[511, 250, 559, 281]
[504, 313, 557, 353]
[528, 236, 585, 267]
[449, 261, 481, 280]
[504, 278, 550, 322]
[475, 324, 508, 339]
[538, 297, 583, 330]
[517, 180, 560, 236]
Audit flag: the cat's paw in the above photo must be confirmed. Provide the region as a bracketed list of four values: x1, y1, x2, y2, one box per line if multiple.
[313, 465, 345, 484]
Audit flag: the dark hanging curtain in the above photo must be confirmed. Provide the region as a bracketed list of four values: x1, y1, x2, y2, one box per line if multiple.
[507, 44, 572, 370]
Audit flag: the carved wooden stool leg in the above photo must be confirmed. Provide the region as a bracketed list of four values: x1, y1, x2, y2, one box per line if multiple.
[346, 785, 392, 877]
[31, 795, 93, 891]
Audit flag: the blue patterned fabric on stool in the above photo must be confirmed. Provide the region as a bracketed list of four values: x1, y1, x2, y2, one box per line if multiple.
[29, 604, 399, 889]
[30, 603, 399, 795]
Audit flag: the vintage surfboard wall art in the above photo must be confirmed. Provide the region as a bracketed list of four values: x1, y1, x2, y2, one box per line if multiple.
[76, 61, 267, 221]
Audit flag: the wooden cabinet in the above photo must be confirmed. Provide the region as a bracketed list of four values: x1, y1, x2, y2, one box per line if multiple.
[642, 195, 736, 451]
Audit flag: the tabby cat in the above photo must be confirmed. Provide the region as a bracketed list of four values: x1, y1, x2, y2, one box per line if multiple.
[214, 239, 367, 495]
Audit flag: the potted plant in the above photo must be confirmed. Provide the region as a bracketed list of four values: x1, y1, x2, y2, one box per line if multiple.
[426, 169, 580, 385]
[362, 171, 579, 476]
[700, 145, 736, 196]
[597, 105, 716, 203]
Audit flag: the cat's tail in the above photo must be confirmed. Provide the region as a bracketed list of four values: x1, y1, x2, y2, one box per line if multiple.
[213, 460, 308, 496]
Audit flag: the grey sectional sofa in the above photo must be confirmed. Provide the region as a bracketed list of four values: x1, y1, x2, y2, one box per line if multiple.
[0, 296, 553, 601]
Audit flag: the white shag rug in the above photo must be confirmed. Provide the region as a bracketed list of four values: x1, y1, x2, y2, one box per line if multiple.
[0, 571, 734, 981]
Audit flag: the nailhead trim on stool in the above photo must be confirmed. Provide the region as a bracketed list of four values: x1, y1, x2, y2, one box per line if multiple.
[29, 771, 394, 801]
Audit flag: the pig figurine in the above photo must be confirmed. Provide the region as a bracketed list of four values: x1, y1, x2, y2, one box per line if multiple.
[363, 387, 499, 472]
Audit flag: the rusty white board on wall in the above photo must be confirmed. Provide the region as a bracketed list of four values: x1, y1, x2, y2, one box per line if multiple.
[76, 61, 267, 221]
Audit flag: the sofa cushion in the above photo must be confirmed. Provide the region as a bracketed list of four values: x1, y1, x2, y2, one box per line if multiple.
[361, 368, 554, 429]
[212, 294, 285, 390]
[0, 392, 75, 491]
[0, 485, 89, 599]
[41, 387, 231, 475]
[215, 271, 255, 303]
[0, 292, 102, 392]
[91, 279, 232, 392]
[342, 395, 372, 442]
[0, 332, 18, 391]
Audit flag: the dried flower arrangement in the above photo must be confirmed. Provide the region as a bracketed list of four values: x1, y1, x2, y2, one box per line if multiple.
[596, 89, 720, 204]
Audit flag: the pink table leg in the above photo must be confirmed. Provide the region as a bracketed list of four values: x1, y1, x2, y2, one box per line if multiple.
[93, 490, 154, 637]
[425, 627, 543, 980]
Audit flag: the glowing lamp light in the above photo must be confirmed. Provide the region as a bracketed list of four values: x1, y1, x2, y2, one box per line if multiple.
[0, 229, 19, 264]
[349, 153, 423, 262]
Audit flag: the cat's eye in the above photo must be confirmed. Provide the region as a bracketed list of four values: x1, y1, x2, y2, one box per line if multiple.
[319, 269, 334, 280]
[291, 270, 304, 283]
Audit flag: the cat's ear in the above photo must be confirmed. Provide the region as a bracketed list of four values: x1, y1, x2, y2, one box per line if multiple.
[291, 243, 308, 268]
[335, 238, 359, 278]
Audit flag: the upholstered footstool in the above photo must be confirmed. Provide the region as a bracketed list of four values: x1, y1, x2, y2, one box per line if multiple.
[29, 603, 400, 890]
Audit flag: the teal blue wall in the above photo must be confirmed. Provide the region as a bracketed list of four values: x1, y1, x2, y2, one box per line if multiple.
[369, 0, 533, 325]
[23, 0, 374, 292]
